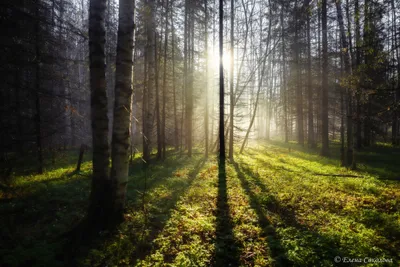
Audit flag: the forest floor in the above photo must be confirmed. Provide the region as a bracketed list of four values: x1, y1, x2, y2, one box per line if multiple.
[0, 141, 399, 266]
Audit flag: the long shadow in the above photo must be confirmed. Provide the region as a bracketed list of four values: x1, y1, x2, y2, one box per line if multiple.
[129, 157, 206, 264]
[236, 162, 348, 266]
[213, 159, 240, 266]
[233, 162, 291, 266]
[0, 153, 205, 267]
[62, 157, 207, 266]
[244, 152, 400, 259]
[63, 156, 206, 266]
[266, 140, 400, 180]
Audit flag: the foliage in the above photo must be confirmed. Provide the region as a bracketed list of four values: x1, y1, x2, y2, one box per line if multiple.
[0, 143, 399, 266]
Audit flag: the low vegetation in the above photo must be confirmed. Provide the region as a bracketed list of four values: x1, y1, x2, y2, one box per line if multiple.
[0, 141, 399, 266]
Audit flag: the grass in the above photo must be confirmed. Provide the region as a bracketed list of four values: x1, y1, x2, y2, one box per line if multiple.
[0, 141, 399, 266]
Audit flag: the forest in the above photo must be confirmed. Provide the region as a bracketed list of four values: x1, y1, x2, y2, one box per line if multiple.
[0, 0, 400, 266]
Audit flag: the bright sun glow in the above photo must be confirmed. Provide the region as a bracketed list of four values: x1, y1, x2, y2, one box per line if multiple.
[209, 50, 231, 70]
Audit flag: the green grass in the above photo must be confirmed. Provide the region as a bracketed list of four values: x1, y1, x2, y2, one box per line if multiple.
[0, 142, 399, 266]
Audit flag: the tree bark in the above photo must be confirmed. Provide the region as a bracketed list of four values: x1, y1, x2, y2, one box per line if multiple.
[161, 0, 169, 159]
[392, 0, 400, 145]
[143, 0, 156, 162]
[35, 3, 43, 174]
[219, 0, 225, 160]
[307, 9, 314, 148]
[228, 0, 234, 160]
[336, 0, 355, 167]
[88, 0, 111, 227]
[171, 7, 179, 150]
[281, 3, 288, 143]
[205, 0, 209, 158]
[110, 0, 135, 221]
[321, 0, 329, 156]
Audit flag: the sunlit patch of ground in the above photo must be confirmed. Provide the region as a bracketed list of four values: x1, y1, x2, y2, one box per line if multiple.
[1, 142, 399, 266]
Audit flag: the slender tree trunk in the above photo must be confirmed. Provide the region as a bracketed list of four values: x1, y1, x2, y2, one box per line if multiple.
[317, 1, 321, 144]
[171, 8, 178, 150]
[363, 0, 372, 147]
[228, 0, 234, 160]
[143, 0, 155, 162]
[294, 1, 304, 146]
[392, 0, 399, 145]
[155, 33, 162, 160]
[159, 0, 169, 159]
[184, 0, 189, 155]
[35, 3, 43, 174]
[355, 0, 362, 149]
[321, 0, 329, 156]
[205, 0, 209, 158]
[281, 3, 288, 143]
[219, 0, 225, 160]
[88, 0, 111, 226]
[307, 10, 314, 147]
[110, 0, 135, 221]
[336, 0, 355, 167]
[340, 55, 345, 166]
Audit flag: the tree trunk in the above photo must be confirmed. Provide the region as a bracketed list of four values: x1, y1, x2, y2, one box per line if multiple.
[76, 144, 86, 172]
[171, 8, 179, 150]
[35, 3, 43, 174]
[228, 0, 234, 160]
[110, 0, 135, 221]
[205, 0, 209, 158]
[161, 0, 169, 160]
[294, 0, 304, 146]
[355, 0, 362, 149]
[321, 0, 329, 156]
[88, 0, 111, 227]
[155, 33, 162, 160]
[143, 0, 155, 162]
[219, 0, 225, 160]
[307, 10, 314, 147]
[336, 0, 354, 167]
[281, 3, 288, 143]
[392, 0, 399, 145]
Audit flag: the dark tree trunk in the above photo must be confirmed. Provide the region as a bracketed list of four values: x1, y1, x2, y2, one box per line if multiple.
[307, 10, 314, 147]
[35, 3, 43, 174]
[321, 0, 329, 156]
[219, 0, 225, 160]
[88, 0, 112, 228]
[228, 0, 234, 160]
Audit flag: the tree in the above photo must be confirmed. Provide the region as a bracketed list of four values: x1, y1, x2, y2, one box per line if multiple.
[306, 5, 314, 148]
[228, 0, 234, 160]
[87, 0, 111, 226]
[219, 0, 225, 160]
[320, 0, 329, 156]
[143, 0, 156, 163]
[110, 0, 135, 221]
[335, 0, 354, 167]
[205, 0, 209, 158]
[161, 0, 169, 159]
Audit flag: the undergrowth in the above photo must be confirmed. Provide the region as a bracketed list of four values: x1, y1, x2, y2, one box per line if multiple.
[0, 142, 399, 266]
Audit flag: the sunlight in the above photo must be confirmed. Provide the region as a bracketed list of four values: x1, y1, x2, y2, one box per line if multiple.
[209, 50, 231, 70]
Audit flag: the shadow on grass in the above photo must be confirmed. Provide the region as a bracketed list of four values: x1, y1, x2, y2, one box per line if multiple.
[213, 159, 240, 266]
[236, 162, 348, 266]
[0, 175, 90, 267]
[62, 155, 207, 266]
[233, 162, 291, 266]
[259, 140, 400, 180]
[130, 157, 207, 264]
[0, 151, 205, 267]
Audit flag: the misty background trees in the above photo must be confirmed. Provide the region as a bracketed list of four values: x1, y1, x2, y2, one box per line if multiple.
[1, 0, 399, 179]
